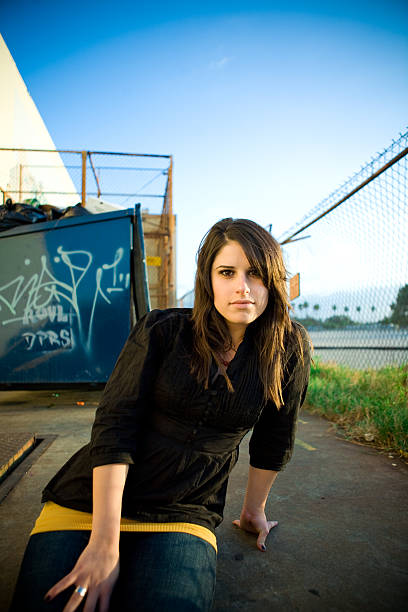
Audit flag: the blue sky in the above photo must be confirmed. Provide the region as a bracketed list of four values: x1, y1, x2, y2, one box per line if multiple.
[2, 0, 408, 297]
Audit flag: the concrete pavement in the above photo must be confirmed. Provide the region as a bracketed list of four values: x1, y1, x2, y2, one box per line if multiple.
[0, 390, 407, 611]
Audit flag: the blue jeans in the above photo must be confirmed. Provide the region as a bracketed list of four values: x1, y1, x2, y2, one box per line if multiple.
[11, 530, 216, 611]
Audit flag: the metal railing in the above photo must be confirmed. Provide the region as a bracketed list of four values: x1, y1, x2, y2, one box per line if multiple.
[0, 148, 176, 308]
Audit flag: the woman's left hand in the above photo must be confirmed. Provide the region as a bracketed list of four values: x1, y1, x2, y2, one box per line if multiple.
[233, 510, 278, 551]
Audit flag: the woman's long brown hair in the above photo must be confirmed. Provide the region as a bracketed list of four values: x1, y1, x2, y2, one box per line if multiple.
[191, 218, 304, 409]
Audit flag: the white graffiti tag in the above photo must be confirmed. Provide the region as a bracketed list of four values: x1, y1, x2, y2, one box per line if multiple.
[0, 246, 130, 353]
[22, 328, 73, 350]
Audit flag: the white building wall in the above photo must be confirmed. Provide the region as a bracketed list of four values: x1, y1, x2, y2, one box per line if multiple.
[0, 34, 78, 208]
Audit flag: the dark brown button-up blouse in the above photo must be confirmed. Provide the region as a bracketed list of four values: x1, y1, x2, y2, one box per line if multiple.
[42, 308, 310, 532]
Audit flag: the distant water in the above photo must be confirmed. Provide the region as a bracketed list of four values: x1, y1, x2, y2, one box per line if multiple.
[308, 327, 408, 369]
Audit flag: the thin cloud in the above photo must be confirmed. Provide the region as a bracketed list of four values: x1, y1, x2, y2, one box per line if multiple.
[209, 56, 233, 70]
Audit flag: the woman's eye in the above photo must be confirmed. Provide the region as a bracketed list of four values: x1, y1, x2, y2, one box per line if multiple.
[248, 269, 261, 277]
[220, 269, 234, 277]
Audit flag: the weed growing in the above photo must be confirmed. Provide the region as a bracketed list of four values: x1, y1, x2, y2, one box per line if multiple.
[304, 361, 408, 456]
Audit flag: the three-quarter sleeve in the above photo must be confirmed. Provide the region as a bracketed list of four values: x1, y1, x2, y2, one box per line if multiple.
[89, 309, 165, 468]
[249, 325, 311, 471]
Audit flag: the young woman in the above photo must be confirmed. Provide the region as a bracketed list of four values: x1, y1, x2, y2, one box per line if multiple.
[11, 218, 311, 612]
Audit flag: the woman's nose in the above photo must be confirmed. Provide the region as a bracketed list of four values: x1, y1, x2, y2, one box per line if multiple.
[236, 274, 250, 294]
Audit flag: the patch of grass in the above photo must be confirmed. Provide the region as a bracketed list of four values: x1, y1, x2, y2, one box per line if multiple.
[304, 361, 408, 457]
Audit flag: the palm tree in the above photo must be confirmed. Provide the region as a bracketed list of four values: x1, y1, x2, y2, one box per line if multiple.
[303, 301, 309, 317]
[332, 305, 337, 312]
[344, 306, 349, 313]
[356, 306, 361, 313]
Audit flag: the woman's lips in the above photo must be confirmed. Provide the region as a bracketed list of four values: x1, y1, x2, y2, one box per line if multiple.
[230, 300, 254, 308]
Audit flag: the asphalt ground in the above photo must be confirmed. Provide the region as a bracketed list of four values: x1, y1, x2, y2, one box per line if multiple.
[0, 389, 407, 612]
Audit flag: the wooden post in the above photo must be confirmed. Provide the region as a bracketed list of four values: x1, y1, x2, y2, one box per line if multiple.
[19, 164, 23, 202]
[167, 156, 176, 306]
[81, 151, 87, 206]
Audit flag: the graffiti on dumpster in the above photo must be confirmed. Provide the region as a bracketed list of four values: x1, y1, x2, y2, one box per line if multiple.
[0, 246, 130, 353]
[22, 328, 74, 351]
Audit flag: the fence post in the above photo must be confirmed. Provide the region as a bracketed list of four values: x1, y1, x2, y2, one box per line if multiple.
[19, 163, 23, 202]
[81, 151, 87, 206]
[168, 156, 176, 306]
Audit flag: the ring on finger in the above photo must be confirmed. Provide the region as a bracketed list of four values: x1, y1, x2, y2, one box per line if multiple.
[75, 586, 88, 597]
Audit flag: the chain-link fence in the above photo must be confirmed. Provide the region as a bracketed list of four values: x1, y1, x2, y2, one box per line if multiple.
[279, 130, 408, 369]
[177, 289, 195, 308]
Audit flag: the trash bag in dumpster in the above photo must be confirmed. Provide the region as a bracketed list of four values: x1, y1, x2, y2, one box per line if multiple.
[60, 203, 92, 218]
[0, 200, 91, 232]
[0, 199, 48, 232]
[38, 204, 65, 220]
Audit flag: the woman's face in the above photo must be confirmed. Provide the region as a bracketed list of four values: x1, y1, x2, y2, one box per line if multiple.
[211, 240, 269, 338]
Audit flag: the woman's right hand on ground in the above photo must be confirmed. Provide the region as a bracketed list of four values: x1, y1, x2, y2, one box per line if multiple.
[44, 541, 120, 612]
